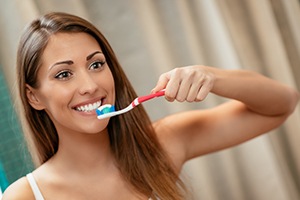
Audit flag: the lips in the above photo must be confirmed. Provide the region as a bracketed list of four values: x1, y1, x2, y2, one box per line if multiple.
[73, 99, 102, 112]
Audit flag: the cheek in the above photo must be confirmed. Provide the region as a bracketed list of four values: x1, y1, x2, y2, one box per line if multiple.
[38, 84, 73, 110]
[102, 69, 115, 96]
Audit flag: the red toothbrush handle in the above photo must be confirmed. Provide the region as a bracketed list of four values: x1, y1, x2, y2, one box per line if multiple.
[137, 90, 165, 103]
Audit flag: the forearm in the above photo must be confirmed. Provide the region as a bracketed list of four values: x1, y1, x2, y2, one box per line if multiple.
[207, 66, 299, 116]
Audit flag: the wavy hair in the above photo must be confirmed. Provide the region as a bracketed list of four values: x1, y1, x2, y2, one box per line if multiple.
[16, 12, 185, 199]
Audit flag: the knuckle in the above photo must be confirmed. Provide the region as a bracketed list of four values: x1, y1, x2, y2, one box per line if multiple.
[176, 97, 185, 102]
[165, 96, 175, 102]
[196, 95, 205, 101]
[186, 98, 194, 103]
[158, 73, 166, 81]
[165, 92, 175, 101]
[172, 67, 184, 77]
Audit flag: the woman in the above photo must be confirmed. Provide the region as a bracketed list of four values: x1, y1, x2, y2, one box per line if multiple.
[2, 12, 299, 200]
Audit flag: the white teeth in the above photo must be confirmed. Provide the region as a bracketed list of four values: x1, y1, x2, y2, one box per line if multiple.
[75, 100, 102, 112]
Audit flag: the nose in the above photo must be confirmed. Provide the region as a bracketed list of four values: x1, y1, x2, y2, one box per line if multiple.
[78, 71, 98, 95]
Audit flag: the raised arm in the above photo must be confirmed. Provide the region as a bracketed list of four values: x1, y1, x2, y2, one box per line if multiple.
[152, 65, 299, 166]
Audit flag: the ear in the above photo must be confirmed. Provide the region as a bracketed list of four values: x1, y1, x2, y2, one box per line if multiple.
[26, 84, 45, 110]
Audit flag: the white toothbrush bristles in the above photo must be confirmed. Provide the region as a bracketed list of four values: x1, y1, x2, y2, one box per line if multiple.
[97, 104, 134, 120]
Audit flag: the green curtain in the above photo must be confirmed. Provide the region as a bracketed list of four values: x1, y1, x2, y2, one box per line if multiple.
[0, 67, 33, 192]
[0, 161, 8, 192]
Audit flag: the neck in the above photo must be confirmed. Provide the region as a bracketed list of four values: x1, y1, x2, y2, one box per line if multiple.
[50, 128, 115, 174]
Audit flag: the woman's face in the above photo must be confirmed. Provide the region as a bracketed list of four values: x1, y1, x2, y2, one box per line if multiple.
[28, 32, 115, 135]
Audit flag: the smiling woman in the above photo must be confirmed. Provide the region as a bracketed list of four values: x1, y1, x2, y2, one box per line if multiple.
[2, 11, 299, 200]
[3, 12, 186, 200]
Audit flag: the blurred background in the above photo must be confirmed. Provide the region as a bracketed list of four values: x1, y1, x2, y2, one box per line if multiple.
[0, 0, 300, 199]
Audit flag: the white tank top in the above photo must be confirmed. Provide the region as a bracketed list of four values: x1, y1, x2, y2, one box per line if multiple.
[26, 173, 45, 200]
[26, 173, 156, 200]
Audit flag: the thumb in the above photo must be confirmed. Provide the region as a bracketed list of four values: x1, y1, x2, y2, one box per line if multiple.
[151, 72, 170, 94]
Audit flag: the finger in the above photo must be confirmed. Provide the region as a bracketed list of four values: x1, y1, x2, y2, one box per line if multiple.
[183, 70, 206, 102]
[186, 80, 203, 102]
[196, 79, 213, 101]
[176, 78, 192, 102]
[164, 70, 182, 102]
[151, 72, 169, 94]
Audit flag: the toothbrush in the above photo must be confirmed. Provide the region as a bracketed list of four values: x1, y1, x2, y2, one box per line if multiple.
[96, 90, 165, 120]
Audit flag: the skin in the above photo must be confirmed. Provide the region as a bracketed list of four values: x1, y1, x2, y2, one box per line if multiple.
[3, 32, 299, 200]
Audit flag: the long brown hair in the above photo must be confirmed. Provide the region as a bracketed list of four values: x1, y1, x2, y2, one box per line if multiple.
[17, 12, 185, 199]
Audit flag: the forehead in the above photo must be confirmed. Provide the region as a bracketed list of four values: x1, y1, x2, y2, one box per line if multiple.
[42, 32, 102, 62]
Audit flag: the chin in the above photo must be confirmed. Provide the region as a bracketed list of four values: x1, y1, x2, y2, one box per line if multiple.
[82, 119, 110, 134]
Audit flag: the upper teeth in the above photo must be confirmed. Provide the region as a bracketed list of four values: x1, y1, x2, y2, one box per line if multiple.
[75, 100, 102, 112]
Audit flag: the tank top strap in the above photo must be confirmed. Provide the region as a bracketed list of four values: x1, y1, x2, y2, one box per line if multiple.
[26, 173, 45, 200]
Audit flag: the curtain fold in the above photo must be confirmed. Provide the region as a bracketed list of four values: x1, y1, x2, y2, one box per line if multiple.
[1, 0, 299, 199]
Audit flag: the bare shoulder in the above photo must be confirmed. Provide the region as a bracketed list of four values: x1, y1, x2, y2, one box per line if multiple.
[2, 176, 34, 200]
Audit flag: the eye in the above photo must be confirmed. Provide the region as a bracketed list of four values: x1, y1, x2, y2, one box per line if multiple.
[55, 70, 73, 80]
[89, 60, 106, 71]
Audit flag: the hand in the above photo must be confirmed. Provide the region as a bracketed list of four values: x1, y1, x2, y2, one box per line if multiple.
[151, 65, 215, 102]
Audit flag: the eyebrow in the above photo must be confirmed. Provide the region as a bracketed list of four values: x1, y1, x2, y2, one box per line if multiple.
[86, 51, 102, 61]
[49, 60, 73, 70]
[48, 51, 103, 70]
